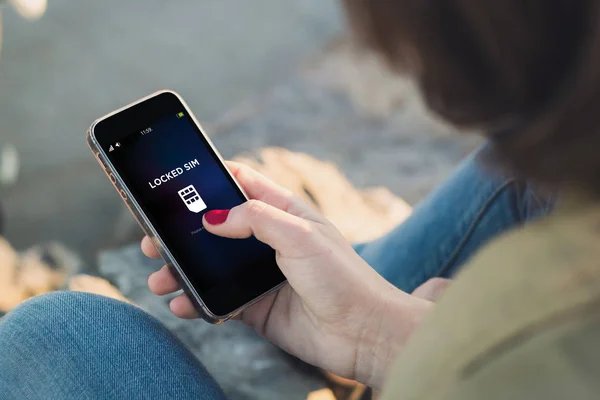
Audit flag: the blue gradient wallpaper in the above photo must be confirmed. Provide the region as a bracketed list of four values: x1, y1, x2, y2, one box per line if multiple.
[107, 114, 284, 314]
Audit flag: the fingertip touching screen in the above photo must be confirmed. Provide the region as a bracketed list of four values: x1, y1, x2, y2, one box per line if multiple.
[94, 92, 285, 316]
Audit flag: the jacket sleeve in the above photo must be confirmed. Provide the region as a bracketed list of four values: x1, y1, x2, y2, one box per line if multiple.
[448, 315, 600, 400]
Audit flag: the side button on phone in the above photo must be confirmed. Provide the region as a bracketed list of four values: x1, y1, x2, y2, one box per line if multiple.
[109, 173, 117, 184]
[95, 153, 108, 170]
[119, 189, 128, 201]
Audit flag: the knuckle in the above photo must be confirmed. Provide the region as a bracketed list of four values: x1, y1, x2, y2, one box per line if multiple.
[245, 199, 268, 219]
[235, 162, 252, 177]
[293, 221, 318, 243]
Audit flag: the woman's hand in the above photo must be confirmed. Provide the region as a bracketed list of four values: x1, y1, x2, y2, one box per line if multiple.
[142, 161, 433, 389]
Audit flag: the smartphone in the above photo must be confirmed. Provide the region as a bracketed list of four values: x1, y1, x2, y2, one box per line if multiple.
[87, 90, 286, 324]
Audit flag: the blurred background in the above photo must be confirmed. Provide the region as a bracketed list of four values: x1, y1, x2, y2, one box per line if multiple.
[0, 0, 345, 265]
[0, 1, 479, 399]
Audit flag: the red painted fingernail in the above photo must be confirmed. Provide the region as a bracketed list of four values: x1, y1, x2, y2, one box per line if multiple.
[204, 209, 230, 225]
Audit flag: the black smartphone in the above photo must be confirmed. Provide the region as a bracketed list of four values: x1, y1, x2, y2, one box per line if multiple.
[87, 90, 286, 323]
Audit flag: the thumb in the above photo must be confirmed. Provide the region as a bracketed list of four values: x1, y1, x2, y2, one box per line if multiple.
[202, 199, 318, 258]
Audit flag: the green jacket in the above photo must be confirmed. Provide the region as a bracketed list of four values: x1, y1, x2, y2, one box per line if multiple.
[382, 195, 600, 399]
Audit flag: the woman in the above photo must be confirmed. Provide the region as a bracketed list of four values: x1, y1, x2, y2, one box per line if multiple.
[1, 1, 597, 398]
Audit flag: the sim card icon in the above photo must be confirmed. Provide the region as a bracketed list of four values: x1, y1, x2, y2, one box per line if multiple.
[178, 185, 207, 213]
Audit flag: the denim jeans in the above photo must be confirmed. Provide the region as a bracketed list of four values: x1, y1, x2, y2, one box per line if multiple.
[0, 148, 555, 399]
[355, 149, 554, 293]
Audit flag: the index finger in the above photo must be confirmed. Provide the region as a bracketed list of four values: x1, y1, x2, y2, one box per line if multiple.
[141, 162, 319, 259]
[225, 161, 297, 212]
[226, 161, 322, 221]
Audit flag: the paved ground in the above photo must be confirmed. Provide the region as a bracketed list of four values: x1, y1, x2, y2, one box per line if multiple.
[0, 0, 342, 266]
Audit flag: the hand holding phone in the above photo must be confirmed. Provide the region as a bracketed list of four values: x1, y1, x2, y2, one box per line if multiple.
[90, 90, 431, 389]
[142, 160, 433, 390]
[88, 91, 286, 323]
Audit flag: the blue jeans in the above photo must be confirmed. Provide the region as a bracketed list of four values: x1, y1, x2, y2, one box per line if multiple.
[0, 148, 555, 399]
[355, 149, 554, 293]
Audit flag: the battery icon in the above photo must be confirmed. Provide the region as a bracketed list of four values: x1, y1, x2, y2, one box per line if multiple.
[176, 112, 184, 118]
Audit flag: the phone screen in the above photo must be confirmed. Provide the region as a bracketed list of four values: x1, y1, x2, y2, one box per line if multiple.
[93, 92, 285, 316]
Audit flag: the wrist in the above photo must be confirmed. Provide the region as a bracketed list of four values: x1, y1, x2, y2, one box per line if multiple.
[354, 286, 433, 389]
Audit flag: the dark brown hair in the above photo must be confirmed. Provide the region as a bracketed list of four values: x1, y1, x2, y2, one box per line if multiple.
[344, 0, 600, 194]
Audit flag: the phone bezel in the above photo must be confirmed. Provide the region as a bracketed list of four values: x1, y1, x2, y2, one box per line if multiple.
[87, 90, 286, 324]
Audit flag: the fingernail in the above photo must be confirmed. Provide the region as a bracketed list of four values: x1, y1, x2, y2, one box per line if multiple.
[204, 209, 230, 225]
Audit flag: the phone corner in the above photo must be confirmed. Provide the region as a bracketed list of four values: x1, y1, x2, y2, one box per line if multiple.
[155, 89, 183, 101]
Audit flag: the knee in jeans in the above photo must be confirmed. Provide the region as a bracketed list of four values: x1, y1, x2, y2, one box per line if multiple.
[1, 291, 139, 337]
